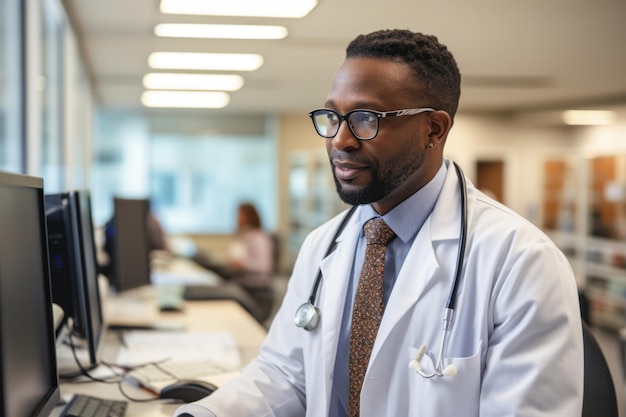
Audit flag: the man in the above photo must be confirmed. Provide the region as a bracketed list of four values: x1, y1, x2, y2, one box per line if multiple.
[174, 29, 583, 417]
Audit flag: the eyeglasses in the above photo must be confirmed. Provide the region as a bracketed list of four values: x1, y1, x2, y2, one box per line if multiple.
[308, 107, 435, 141]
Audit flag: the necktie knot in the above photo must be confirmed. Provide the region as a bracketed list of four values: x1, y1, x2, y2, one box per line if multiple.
[363, 218, 396, 246]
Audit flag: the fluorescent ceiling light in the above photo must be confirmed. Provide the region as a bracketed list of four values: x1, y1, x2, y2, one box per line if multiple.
[155, 24, 288, 40]
[562, 110, 617, 125]
[149, 52, 263, 71]
[160, 0, 317, 18]
[141, 91, 230, 108]
[143, 73, 244, 91]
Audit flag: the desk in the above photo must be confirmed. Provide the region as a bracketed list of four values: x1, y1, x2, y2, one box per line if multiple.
[51, 299, 267, 417]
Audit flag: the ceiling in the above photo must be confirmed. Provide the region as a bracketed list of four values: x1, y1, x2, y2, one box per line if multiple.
[62, 0, 626, 119]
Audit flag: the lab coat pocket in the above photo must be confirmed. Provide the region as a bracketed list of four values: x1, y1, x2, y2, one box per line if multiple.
[407, 346, 481, 417]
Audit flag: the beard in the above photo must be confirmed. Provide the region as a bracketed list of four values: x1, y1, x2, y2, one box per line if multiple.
[332, 144, 426, 206]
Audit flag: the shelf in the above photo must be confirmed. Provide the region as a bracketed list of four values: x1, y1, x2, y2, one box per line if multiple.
[543, 155, 626, 332]
[587, 262, 626, 283]
[588, 288, 626, 330]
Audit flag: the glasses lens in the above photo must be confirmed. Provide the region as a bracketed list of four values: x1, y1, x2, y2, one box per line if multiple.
[313, 110, 340, 138]
[348, 111, 378, 140]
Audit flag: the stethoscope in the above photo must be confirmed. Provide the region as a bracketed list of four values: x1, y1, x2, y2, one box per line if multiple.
[294, 161, 468, 379]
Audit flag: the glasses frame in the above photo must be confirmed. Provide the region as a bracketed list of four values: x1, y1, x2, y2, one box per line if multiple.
[308, 107, 435, 140]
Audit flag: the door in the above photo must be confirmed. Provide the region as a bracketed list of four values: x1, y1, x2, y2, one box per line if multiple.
[476, 160, 504, 203]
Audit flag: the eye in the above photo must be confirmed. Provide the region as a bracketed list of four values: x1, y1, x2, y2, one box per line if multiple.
[351, 111, 378, 126]
[326, 111, 340, 124]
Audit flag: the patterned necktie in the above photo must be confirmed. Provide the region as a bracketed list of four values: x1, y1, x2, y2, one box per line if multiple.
[348, 218, 396, 417]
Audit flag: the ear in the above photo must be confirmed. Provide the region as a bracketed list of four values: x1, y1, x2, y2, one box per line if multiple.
[427, 110, 453, 146]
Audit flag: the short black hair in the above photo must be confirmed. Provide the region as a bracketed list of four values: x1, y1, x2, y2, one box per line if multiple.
[346, 29, 461, 120]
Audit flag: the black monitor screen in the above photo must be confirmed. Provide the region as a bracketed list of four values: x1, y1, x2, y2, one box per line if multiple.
[105, 198, 151, 292]
[76, 192, 103, 355]
[0, 171, 60, 417]
[45, 190, 103, 366]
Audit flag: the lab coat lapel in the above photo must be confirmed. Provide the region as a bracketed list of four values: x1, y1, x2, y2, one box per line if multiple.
[372, 219, 439, 349]
[372, 163, 463, 358]
[318, 217, 362, 392]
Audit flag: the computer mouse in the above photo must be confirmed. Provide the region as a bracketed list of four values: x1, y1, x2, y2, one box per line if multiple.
[159, 379, 218, 403]
[159, 303, 184, 313]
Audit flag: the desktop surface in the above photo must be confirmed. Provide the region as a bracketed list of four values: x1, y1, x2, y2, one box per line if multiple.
[51, 299, 267, 417]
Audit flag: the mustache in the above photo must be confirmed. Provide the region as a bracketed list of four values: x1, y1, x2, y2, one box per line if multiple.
[329, 150, 373, 167]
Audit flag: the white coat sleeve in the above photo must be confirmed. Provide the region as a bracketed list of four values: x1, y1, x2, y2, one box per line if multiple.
[171, 294, 309, 416]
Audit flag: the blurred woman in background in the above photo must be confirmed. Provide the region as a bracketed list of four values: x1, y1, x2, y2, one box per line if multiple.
[192, 202, 276, 324]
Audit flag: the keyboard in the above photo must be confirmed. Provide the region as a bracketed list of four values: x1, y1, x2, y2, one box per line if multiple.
[60, 394, 128, 417]
[129, 358, 225, 383]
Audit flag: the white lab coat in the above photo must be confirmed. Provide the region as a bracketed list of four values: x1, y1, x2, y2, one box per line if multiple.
[176, 159, 584, 417]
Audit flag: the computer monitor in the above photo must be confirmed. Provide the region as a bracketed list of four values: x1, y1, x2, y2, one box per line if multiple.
[0, 170, 61, 417]
[45, 190, 104, 367]
[104, 197, 152, 292]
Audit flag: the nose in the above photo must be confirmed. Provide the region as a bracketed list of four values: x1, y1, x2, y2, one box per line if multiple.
[329, 119, 360, 151]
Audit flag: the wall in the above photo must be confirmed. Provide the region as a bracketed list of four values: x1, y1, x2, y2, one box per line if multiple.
[446, 115, 578, 223]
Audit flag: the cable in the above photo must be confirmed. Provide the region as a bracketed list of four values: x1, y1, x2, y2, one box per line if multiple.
[115, 378, 163, 403]
[59, 321, 189, 403]
[59, 320, 125, 384]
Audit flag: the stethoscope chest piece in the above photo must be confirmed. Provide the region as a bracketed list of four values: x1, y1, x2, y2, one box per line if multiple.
[294, 302, 320, 331]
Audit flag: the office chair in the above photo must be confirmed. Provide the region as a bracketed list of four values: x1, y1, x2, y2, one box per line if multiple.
[582, 322, 618, 417]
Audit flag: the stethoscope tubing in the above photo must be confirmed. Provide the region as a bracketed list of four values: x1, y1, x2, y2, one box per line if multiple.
[307, 205, 358, 306]
[446, 161, 467, 311]
[293, 205, 357, 330]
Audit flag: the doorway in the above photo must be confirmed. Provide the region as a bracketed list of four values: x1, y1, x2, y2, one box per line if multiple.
[476, 160, 504, 203]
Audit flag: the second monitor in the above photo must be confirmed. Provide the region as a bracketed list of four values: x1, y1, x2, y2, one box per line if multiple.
[45, 190, 104, 368]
